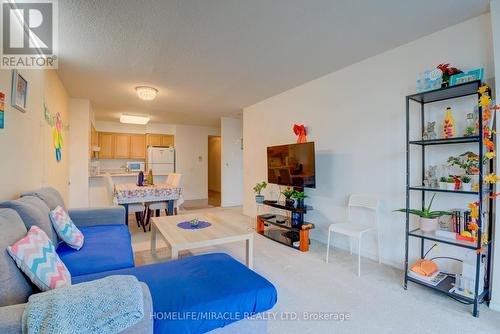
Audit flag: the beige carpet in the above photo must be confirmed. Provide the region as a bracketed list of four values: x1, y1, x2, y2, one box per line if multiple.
[127, 207, 500, 334]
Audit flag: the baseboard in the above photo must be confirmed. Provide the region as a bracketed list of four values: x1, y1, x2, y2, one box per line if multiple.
[489, 300, 500, 312]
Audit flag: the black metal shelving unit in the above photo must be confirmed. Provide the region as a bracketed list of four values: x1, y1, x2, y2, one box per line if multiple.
[404, 80, 494, 317]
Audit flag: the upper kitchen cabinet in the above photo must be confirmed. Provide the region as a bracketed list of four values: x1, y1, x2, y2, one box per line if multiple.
[98, 132, 114, 159]
[146, 133, 174, 147]
[146, 133, 162, 146]
[113, 133, 131, 159]
[161, 135, 175, 146]
[130, 134, 146, 159]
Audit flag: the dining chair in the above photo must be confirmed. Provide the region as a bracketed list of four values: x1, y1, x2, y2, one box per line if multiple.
[325, 194, 381, 276]
[145, 173, 184, 230]
[104, 173, 145, 229]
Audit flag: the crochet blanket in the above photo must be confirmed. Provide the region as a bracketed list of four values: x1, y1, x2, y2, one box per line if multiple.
[22, 275, 144, 334]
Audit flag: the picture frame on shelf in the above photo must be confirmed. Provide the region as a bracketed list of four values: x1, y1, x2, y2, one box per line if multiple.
[11, 70, 28, 113]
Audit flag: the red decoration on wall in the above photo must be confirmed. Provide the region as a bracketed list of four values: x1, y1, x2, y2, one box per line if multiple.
[293, 124, 307, 143]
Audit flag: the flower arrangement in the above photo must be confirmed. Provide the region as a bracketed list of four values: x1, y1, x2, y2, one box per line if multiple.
[437, 63, 463, 87]
[447, 152, 479, 175]
[466, 84, 498, 245]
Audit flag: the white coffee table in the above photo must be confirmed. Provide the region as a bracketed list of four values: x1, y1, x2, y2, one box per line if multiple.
[150, 213, 254, 268]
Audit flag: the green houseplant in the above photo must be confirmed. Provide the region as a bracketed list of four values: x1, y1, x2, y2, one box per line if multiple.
[282, 187, 295, 206]
[394, 194, 451, 232]
[439, 177, 447, 190]
[461, 175, 472, 191]
[253, 181, 267, 203]
[291, 190, 308, 209]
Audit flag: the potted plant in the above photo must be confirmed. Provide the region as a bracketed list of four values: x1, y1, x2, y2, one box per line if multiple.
[439, 177, 447, 190]
[461, 175, 472, 191]
[282, 187, 295, 206]
[291, 190, 307, 209]
[446, 177, 456, 191]
[253, 181, 267, 203]
[395, 194, 451, 232]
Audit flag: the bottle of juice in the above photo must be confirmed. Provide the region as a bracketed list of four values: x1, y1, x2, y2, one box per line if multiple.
[147, 169, 154, 185]
[443, 107, 455, 139]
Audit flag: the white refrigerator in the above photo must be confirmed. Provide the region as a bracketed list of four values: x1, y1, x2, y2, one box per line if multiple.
[147, 147, 175, 174]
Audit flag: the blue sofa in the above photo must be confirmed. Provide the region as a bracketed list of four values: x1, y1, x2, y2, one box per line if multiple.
[0, 188, 277, 333]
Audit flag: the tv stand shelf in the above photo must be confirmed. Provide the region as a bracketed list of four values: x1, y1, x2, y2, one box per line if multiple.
[256, 201, 314, 252]
[262, 200, 312, 213]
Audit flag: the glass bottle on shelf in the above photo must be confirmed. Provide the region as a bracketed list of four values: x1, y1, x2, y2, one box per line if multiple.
[443, 107, 455, 139]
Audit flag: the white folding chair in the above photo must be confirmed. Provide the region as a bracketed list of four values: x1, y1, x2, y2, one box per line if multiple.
[146, 173, 184, 229]
[326, 194, 381, 276]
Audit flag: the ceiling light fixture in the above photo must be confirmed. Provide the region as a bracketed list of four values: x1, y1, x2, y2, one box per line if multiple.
[135, 86, 158, 101]
[120, 114, 151, 125]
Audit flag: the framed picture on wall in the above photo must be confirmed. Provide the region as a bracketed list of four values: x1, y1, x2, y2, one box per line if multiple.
[11, 70, 28, 112]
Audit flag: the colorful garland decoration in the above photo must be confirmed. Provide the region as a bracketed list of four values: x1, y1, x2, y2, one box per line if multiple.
[468, 84, 497, 246]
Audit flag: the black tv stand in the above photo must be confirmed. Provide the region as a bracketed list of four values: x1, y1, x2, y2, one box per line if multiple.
[256, 200, 314, 252]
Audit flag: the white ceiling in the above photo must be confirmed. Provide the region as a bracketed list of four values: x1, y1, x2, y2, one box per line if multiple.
[58, 0, 490, 127]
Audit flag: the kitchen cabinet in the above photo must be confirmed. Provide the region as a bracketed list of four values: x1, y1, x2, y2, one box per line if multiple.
[146, 133, 174, 147]
[146, 134, 162, 147]
[97, 132, 171, 159]
[161, 135, 174, 146]
[113, 134, 131, 159]
[130, 134, 146, 159]
[90, 124, 97, 158]
[98, 132, 113, 159]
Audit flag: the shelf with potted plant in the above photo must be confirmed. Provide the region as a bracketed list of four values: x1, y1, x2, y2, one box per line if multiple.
[403, 80, 496, 317]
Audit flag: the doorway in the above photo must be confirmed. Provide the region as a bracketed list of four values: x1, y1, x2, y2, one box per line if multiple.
[207, 136, 221, 206]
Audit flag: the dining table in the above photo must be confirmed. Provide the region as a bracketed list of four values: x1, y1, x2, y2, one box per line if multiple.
[114, 183, 181, 227]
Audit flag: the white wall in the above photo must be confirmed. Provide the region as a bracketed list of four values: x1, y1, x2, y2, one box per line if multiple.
[490, 0, 500, 312]
[68, 99, 92, 208]
[174, 125, 220, 200]
[0, 70, 70, 202]
[243, 14, 494, 270]
[221, 117, 243, 206]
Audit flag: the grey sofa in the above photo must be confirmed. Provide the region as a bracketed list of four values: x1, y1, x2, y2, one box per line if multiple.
[0, 188, 153, 333]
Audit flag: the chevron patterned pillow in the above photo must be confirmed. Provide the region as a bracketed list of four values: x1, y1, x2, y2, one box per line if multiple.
[7, 226, 71, 291]
[49, 206, 84, 250]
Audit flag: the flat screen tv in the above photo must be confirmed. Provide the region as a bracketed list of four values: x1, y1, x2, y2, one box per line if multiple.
[267, 142, 316, 188]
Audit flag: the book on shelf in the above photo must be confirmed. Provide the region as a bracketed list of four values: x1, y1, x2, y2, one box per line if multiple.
[408, 270, 447, 287]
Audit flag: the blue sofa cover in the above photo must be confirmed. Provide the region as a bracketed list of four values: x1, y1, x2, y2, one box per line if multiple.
[74, 253, 278, 334]
[57, 224, 135, 277]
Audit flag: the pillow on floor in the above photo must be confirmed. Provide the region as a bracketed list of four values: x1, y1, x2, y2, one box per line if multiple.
[7, 226, 71, 291]
[49, 206, 84, 250]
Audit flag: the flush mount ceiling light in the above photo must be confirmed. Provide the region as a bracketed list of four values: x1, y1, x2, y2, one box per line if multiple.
[135, 86, 158, 101]
[120, 114, 151, 125]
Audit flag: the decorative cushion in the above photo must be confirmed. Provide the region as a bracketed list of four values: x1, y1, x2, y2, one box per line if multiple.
[21, 187, 66, 210]
[0, 209, 33, 306]
[7, 226, 71, 291]
[0, 196, 58, 245]
[49, 206, 84, 250]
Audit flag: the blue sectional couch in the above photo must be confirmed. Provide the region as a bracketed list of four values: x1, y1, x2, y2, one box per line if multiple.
[0, 187, 277, 333]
